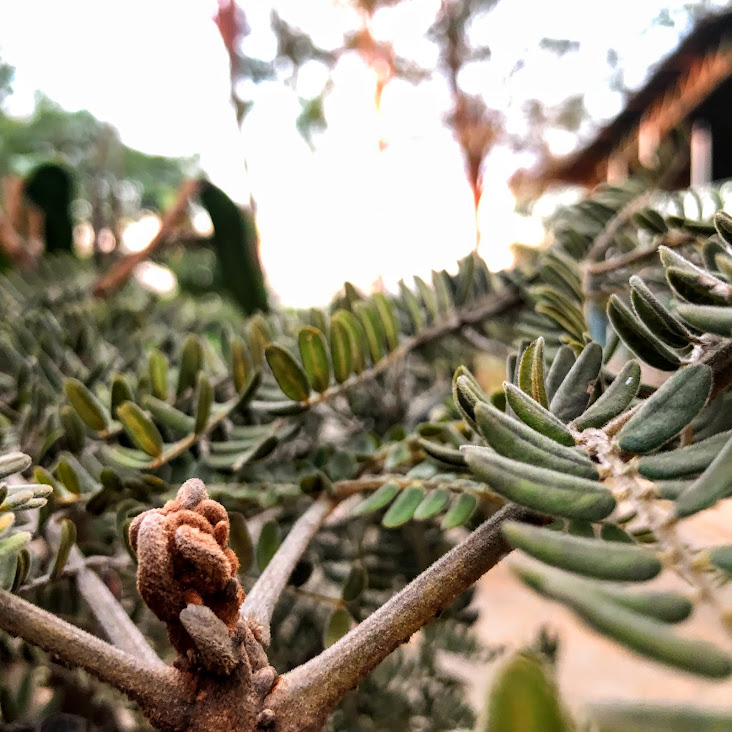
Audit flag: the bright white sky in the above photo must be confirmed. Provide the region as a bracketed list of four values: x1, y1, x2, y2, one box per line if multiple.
[0, 0, 722, 305]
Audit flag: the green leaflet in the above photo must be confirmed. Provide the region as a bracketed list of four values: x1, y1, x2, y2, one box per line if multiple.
[545, 346, 576, 403]
[675, 303, 732, 336]
[142, 395, 195, 434]
[265, 344, 311, 402]
[323, 607, 352, 648]
[432, 269, 454, 315]
[453, 368, 489, 430]
[331, 309, 367, 375]
[298, 326, 331, 393]
[474, 401, 598, 479]
[413, 488, 450, 520]
[454, 252, 476, 306]
[354, 301, 385, 365]
[329, 319, 352, 384]
[229, 512, 253, 573]
[176, 334, 203, 397]
[714, 209, 732, 247]
[116, 402, 164, 458]
[148, 348, 169, 400]
[419, 437, 467, 467]
[205, 435, 278, 472]
[703, 238, 730, 271]
[567, 520, 594, 537]
[675, 432, 732, 518]
[629, 276, 691, 348]
[590, 584, 692, 624]
[464, 450, 604, 494]
[637, 429, 731, 479]
[485, 651, 569, 732]
[441, 493, 477, 529]
[536, 303, 584, 342]
[504, 383, 575, 446]
[372, 292, 399, 352]
[0, 513, 14, 536]
[50, 518, 76, 580]
[0, 532, 31, 558]
[503, 522, 660, 581]
[352, 482, 399, 515]
[607, 295, 681, 371]
[398, 279, 424, 333]
[256, 519, 280, 572]
[543, 251, 584, 302]
[465, 449, 614, 521]
[194, 373, 213, 434]
[549, 342, 603, 422]
[532, 285, 585, 332]
[599, 524, 634, 543]
[0, 453, 31, 480]
[513, 562, 731, 679]
[64, 378, 109, 432]
[666, 267, 732, 306]
[572, 360, 641, 431]
[230, 336, 254, 394]
[382, 485, 424, 528]
[709, 545, 732, 574]
[655, 479, 693, 500]
[414, 275, 439, 322]
[341, 562, 368, 602]
[12, 548, 31, 592]
[660, 246, 732, 305]
[518, 337, 548, 408]
[56, 459, 82, 495]
[110, 374, 133, 419]
[589, 702, 732, 732]
[288, 559, 313, 587]
[633, 207, 668, 234]
[617, 364, 712, 454]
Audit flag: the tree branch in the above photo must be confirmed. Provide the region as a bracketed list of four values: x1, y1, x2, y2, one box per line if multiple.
[92, 179, 200, 298]
[240, 496, 336, 645]
[0, 588, 187, 725]
[266, 503, 542, 732]
[38, 517, 164, 667]
[73, 548, 165, 668]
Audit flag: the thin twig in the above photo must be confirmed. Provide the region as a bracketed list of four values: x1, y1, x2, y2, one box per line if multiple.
[19, 554, 131, 594]
[266, 503, 541, 732]
[459, 326, 511, 357]
[587, 189, 655, 263]
[332, 474, 487, 500]
[72, 548, 164, 668]
[241, 496, 337, 645]
[585, 231, 697, 278]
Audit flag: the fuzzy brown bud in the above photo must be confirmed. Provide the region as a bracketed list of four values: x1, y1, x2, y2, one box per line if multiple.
[129, 478, 245, 660]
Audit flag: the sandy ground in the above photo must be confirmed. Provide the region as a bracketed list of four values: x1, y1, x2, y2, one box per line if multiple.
[465, 501, 732, 718]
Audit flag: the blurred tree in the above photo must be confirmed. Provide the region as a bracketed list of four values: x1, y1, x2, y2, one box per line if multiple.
[0, 82, 194, 257]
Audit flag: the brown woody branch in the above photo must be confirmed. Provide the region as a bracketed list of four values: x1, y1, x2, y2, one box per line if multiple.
[92, 179, 200, 298]
[0, 588, 189, 729]
[266, 503, 542, 732]
[73, 548, 165, 668]
[240, 496, 336, 645]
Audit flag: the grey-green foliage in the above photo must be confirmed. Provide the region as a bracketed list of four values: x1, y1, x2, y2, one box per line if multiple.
[0, 245, 506, 729]
[452, 197, 732, 694]
[4, 177, 732, 730]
